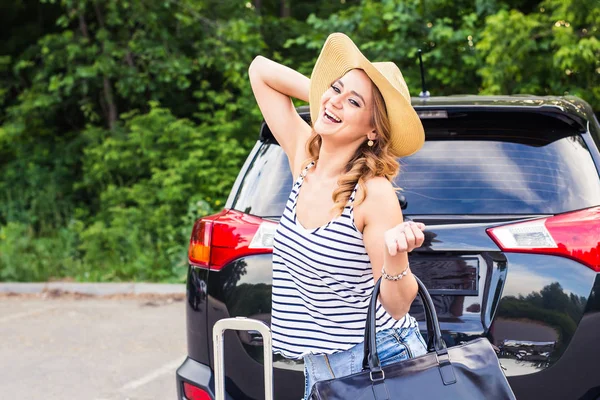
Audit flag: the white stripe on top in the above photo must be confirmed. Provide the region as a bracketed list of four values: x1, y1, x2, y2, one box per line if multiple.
[271, 161, 417, 359]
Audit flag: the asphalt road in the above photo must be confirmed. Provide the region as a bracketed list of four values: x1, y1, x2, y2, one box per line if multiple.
[0, 293, 186, 400]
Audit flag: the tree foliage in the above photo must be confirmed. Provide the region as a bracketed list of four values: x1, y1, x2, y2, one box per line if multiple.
[478, 0, 600, 100]
[0, 0, 598, 282]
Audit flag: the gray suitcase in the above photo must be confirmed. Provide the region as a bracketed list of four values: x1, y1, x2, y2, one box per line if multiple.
[212, 317, 274, 400]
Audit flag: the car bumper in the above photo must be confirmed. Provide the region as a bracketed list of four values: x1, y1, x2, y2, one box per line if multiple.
[506, 311, 600, 399]
[176, 357, 234, 400]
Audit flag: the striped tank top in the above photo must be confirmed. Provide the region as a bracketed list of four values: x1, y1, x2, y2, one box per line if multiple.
[271, 160, 416, 359]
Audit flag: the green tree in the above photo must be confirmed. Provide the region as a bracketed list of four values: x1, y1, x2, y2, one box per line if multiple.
[0, 0, 266, 281]
[287, 0, 599, 109]
[477, 0, 599, 107]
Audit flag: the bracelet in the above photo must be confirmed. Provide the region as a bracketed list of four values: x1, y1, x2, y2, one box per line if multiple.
[381, 263, 410, 281]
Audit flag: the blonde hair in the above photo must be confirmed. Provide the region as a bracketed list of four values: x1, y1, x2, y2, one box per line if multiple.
[301, 80, 401, 218]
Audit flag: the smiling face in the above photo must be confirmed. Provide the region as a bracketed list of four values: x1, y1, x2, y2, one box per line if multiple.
[313, 69, 378, 144]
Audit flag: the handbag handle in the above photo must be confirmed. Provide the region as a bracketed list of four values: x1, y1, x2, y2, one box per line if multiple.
[364, 277, 440, 354]
[362, 275, 447, 371]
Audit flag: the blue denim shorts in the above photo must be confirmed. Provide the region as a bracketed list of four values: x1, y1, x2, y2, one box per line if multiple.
[301, 325, 427, 400]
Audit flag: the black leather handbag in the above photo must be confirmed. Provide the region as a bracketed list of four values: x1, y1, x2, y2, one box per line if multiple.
[308, 276, 516, 400]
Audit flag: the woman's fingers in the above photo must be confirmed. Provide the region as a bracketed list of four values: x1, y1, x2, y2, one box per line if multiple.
[395, 231, 408, 253]
[385, 222, 427, 256]
[408, 222, 425, 248]
[403, 225, 416, 252]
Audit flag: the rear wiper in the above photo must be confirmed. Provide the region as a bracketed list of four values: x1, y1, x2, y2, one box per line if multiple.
[397, 193, 408, 210]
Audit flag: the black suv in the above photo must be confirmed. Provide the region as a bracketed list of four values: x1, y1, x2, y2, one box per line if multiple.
[177, 96, 600, 400]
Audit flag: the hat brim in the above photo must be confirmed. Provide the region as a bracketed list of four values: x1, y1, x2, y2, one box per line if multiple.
[309, 33, 424, 158]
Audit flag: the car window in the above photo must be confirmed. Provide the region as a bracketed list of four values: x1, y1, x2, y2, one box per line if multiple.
[398, 135, 600, 214]
[232, 134, 600, 217]
[231, 143, 294, 218]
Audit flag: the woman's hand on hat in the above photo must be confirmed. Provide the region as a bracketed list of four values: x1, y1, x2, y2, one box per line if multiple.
[384, 221, 426, 256]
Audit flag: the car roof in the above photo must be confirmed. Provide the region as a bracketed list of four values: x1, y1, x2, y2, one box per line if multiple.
[287, 95, 593, 132]
[295, 95, 594, 120]
[259, 95, 597, 143]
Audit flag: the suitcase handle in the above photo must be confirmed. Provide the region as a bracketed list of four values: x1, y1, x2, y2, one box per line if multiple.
[212, 317, 273, 400]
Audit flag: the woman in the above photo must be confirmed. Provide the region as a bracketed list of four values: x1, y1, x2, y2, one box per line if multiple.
[249, 33, 428, 399]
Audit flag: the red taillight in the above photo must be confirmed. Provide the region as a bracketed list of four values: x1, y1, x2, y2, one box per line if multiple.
[188, 209, 278, 271]
[188, 219, 213, 267]
[183, 382, 211, 400]
[487, 206, 600, 272]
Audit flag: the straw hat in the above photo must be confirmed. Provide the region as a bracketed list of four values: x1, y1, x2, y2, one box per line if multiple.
[309, 33, 424, 158]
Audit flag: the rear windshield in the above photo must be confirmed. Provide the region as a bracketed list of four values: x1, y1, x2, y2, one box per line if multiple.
[232, 135, 600, 217]
[397, 136, 600, 214]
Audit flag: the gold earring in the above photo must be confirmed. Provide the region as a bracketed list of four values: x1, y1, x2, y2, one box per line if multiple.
[367, 140, 374, 147]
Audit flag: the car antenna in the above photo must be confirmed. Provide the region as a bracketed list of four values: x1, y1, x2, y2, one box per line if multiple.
[418, 49, 430, 98]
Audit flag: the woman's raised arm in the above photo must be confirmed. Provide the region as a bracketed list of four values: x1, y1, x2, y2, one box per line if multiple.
[248, 56, 312, 173]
